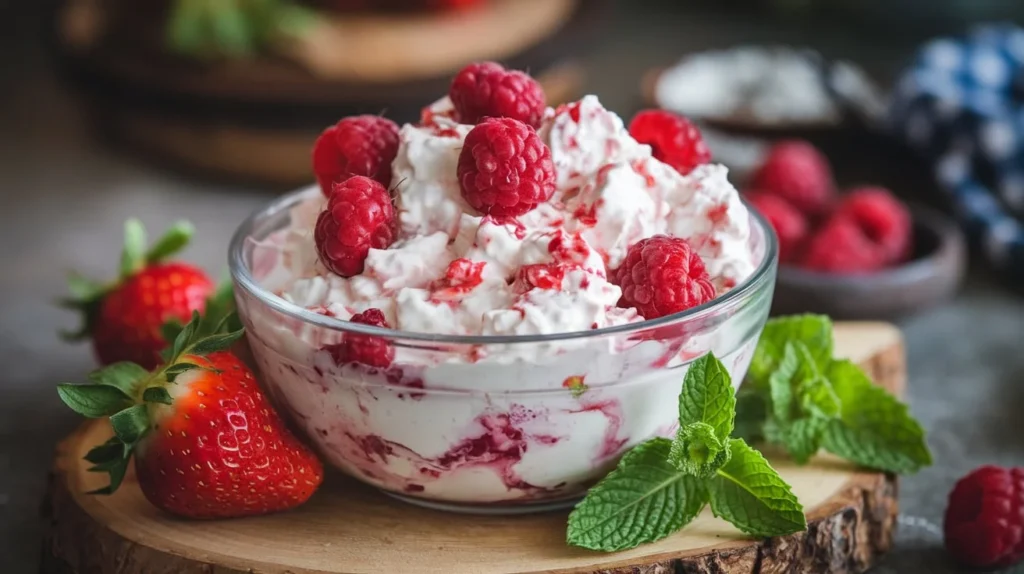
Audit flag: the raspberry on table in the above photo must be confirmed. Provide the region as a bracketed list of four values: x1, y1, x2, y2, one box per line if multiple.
[449, 62, 546, 128]
[798, 215, 885, 274]
[326, 308, 394, 368]
[944, 466, 1024, 569]
[628, 110, 711, 176]
[314, 176, 396, 277]
[750, 140, 836, 217]
[744, 191, 809, 264]
[835, 186, 913, 265]
[457, 117, 556, 217]
[312, 115, 400, 195]
[612, 235, 715, 319]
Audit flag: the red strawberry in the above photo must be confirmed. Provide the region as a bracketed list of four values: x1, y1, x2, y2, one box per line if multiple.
[57, 311, 324, 519]
[61, 219, 215, 370]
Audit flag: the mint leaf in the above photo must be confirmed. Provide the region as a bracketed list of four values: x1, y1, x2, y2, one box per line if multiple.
[88, 362, 149, 397]
[820, 360, 931, 473]
[669, 422, 730, 479]
[768, 342, 801, 423]
[119, 218, 147, 278]
[57, 384, 133, 418]
[800, 376, 840, 420]
[678, 353, 735, 442]
[767, 417, 825, 464]
[733, 388, 767, 443]
[749, 315, 832, 387]
[567, 438, 708, 552]
[146, 220, 194, 263]
[708, 439, 806, 537]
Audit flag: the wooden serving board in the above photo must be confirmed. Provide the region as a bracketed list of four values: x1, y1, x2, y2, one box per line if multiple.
[41, 322, 904, 574]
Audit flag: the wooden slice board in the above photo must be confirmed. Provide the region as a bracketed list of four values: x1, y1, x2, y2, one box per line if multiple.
[41, 322, 904, 574]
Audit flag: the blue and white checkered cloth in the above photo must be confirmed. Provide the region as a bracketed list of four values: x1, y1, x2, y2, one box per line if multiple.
[890, 24, 1024, 278]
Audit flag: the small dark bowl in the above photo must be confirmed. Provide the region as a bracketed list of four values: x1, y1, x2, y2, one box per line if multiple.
[771, 205, 967, 320]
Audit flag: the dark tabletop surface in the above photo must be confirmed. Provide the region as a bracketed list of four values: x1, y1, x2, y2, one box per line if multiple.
[3, 1, 1024, 572]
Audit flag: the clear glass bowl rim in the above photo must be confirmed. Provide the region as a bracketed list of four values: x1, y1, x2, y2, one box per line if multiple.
[228, 185, 779, 345]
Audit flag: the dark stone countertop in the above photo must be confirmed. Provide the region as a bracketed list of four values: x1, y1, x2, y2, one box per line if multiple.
[2, 1, 1022, 572]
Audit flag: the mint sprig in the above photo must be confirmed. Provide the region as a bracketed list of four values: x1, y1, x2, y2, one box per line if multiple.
[737, 315, 931, 474]
[567, 354, 806, 552]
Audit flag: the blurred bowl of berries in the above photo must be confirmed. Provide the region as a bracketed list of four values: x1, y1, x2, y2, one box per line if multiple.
[743, 140, 966, 320]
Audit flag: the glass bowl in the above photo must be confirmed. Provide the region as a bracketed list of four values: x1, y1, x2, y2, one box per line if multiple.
[229, 186, 778, 513]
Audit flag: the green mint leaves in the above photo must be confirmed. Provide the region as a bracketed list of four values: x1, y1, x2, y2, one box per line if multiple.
[565, 438, 708, 552]
[567, 354, 806, 552]
[708, 439, 806, 536]
[737, 315, 931, 474]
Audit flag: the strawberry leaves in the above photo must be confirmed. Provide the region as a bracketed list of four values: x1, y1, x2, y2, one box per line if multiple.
[56, 384, 133, 418]
[119, 218, 148, 278]
[57, 309, 247, 495]
[59, 218, 199, 343]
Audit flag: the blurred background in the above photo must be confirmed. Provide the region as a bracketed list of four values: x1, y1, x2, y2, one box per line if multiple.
[5, 0, 1024, 572]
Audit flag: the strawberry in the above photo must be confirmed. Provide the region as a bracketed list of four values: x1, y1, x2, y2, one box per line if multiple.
[57, 311, 324, 519]
[61, 219, 215, 370]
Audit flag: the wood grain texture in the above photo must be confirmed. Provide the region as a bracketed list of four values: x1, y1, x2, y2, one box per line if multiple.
[41, 322, 904, 574]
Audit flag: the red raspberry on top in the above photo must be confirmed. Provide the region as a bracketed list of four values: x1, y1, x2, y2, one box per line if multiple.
[449, 62, 546, 128]
[750, 140, 836, 217]
[612, 235, 715, 319]
[944, 466, 1024, 569]
[314, 176, 396, 277]
[312, 115, 400, 195]
[745, 192, 809, 264]
[628, 110, 711, 176]
[457, 117, 556, 217]
[835, 186, 912, 265]
[799, 215, 885, 274]
[327, 308, 394, 369]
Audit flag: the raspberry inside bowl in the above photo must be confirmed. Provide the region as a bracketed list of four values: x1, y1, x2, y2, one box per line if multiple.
[228, 185, 779, 512]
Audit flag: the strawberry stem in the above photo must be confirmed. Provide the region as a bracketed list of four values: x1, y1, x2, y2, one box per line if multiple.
[57, 309, 246, 495]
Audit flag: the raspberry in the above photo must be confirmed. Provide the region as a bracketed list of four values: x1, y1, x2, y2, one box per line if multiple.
[628, 110, 711, 176]
[799, 215, 885, 274]
[750, 140, 836, 217]
[314, 176, 395, 277]
[449, 62, 546, 128]
[312, 115, 400, 195]
[835, 186, 912, 265]
[744, 192, 809, 264]
[944, 466, 1024, 569]
[457, 117, 556, 217]
[612, 235, 715, 320]
[327, 309, 394, 369]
